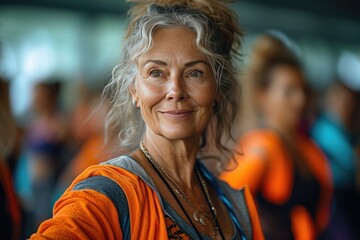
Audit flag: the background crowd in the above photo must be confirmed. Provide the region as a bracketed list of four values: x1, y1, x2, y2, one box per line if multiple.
[1, 0, 360, 239]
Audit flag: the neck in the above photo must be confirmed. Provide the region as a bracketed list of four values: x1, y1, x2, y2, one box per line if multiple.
[142, 130, 201, 189]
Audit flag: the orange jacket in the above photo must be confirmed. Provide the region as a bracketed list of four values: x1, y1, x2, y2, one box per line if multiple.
[220, 130, 333, 240]
[31, 156, 264, 240]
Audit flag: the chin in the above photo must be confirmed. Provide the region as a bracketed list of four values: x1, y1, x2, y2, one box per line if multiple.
[158, 127, 201, 141]
[161, 132, 195, 141]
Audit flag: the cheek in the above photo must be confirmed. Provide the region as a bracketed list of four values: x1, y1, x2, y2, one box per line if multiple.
[134, 81, 165, 128]
[193, 86, 217, 123]
[189, 80, 217, 104]
[266, 89, 288, 110]
[136, 80, 164, 108]
[193, 90, 216, 107]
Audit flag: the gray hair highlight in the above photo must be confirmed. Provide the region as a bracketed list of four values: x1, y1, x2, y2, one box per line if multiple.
[104, 4, 242, 166]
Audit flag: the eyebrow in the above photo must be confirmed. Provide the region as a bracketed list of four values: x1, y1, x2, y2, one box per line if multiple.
[143, 60, 167, 66]
[185, 60, 209, 67]
[142, 59, 209, 67]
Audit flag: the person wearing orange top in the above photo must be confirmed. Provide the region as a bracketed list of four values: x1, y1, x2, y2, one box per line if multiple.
[55, 94, 118, 189]
[32, 156, 263, 240]
[221, 54, 333, 240]
[30, 1, 264, 239]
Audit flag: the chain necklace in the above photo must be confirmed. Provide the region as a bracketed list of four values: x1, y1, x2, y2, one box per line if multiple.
[195, 166, 220, 236]
[140, 143, 211, 225]
[139, 142, 219, 235]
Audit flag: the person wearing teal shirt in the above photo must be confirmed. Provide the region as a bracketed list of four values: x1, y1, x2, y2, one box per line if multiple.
[312, 80, 360, 240]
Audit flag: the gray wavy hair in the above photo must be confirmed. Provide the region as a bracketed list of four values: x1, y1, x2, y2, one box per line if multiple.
[104, 1, 243, 165]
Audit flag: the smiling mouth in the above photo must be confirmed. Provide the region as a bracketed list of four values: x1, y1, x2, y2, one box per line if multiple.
[160, 110, 193, 119]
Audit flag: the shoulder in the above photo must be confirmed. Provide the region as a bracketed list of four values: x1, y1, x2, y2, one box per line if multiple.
[67, 155, 145, 204]
[217, 179, 264, 240]
[66, 155, 156, 206]
[239, 129, 282, 152]
[237, 129, 283, 160]
[57, 156, 153, 239]
[241, 129, 281, 146]
[73, 155, 143, 182]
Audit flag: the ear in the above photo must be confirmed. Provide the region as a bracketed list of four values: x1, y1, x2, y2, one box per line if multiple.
[129, 84, 138, 107]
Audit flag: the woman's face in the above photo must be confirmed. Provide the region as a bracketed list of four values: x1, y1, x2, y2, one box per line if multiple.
[260, 65, 306, 130]
[131, 27, 218, 141]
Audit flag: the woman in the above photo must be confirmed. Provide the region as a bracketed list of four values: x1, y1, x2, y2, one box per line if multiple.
[30, 1, 263, 239]
[220, 53, 333, 239]
[312, 80, 360, 240]
[25, 81, 67, 226]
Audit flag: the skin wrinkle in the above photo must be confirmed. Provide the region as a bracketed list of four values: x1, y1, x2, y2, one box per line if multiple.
[127, 26, 236, 236]
[105, 5, 241, 164]
[130, 27, 218, 187]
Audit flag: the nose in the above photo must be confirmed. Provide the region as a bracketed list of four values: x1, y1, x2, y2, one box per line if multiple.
[166, 73, 188, 101]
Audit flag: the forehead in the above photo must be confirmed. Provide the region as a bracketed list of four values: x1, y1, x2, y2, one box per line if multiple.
[267, 65, 304, 89]
[270, 64, 302, 80]
[138, 26, 207, 63]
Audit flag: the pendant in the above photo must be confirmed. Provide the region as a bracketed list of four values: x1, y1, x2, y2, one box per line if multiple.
[212, 225, 218, 236]
[193, 210, 206, 226]
[199, 215, 206, 226]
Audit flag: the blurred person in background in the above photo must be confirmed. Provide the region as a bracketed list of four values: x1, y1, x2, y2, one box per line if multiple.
[53, 86, 120, 200]
[312, 80, 360, 240]
[220, 36, 333, 239]
[0, 79, 22, 240]
[24, 80, 67, 227]
[236, 33, 297, 134]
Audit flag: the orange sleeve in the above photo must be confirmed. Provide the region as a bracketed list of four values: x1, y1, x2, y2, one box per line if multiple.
[243, 185, 264, 240]
[30, 189, 122, 240]
[220, 150, 267, 193]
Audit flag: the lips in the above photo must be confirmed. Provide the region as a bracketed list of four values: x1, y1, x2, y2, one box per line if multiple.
[160, 110, 193, 119]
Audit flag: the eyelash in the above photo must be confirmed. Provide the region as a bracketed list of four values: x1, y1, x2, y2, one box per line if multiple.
[148, 69, 204, 79]
[149, 69, 163, 78]
[187, 69, 203, 78]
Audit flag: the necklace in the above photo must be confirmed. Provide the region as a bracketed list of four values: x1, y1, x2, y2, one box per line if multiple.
[195, 166, 220, 236]
[139, 142, 220, 236]
[140, 142, 211, 224]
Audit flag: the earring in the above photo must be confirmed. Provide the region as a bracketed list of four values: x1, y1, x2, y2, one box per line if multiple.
[132, 99, 137, 108]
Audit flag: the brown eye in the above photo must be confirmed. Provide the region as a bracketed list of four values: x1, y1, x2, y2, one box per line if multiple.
[150, 70, 163, 78]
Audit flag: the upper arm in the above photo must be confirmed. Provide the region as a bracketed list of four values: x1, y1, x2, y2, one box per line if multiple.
[30, 177, 126, 240]
[220, 146, 268, 193]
